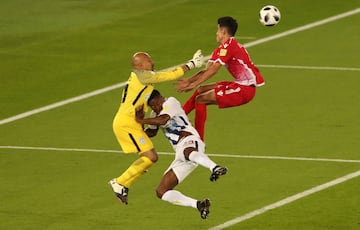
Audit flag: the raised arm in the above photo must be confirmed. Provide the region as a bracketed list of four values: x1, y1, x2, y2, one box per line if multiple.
[136, 50, 204, 84]
[176, 61, 222, 92]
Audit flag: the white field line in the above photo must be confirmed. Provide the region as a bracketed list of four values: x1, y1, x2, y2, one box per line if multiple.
[208, 169, 360, 230]
[0, 82, 126, 125]
[257, 64, 360, 72]
[1, 145, 360, 163]
[1, 8, 359, 126]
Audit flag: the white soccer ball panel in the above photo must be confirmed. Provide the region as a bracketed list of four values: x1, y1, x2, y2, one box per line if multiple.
[259, 5, 281, 26]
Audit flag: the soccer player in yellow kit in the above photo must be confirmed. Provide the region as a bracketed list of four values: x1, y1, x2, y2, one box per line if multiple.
[109, 50, 204, 204]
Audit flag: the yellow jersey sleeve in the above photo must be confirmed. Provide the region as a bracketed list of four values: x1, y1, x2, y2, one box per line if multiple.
[134, 67, 184, 84]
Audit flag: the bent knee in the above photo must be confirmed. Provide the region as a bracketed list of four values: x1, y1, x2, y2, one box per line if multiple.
[196, 93, 216, 104]
[150, 154, 158, 163]
[156, 188, 166, 199]
[141, 149, 158, 163]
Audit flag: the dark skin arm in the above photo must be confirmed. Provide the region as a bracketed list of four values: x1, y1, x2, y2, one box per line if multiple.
[135, 104, 196, 160]
[144, 127, 159, 138]
[135, 104, 170, 126]
[135, 104, 170, 137]
[136, 114, 170, 126]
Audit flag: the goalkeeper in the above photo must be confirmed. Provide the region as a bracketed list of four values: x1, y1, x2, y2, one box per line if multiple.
[109, 50, 204, 205]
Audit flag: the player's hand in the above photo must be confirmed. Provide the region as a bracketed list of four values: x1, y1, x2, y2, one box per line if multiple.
[192, 49, 204, 68]
[185, 49, 204, 70]
[176, 78, 193, 92]
[135, 104, 145, 120]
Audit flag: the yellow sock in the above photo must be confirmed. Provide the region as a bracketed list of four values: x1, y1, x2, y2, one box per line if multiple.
[116, 156, 153, 188]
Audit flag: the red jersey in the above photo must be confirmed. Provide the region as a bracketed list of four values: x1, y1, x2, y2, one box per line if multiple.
[209, 37, 265, 87]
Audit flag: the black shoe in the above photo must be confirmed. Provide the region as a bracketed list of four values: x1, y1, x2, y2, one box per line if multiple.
[108, 179, 129, 205]
[197, 198, 211, 219]
[210, 165, 228, 182]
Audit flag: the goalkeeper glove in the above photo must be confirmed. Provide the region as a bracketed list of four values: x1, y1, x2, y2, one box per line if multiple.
[185, 49, 204, 70]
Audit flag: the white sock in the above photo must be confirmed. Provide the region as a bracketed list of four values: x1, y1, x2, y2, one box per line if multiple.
[188, 151, 217, 172]
[162, 190, 197, 208]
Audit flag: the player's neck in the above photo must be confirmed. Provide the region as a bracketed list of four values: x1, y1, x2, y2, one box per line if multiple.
[220, 35, 232, 44]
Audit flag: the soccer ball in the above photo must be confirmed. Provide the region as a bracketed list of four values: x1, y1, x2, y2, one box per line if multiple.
[259, 5, 281, 26]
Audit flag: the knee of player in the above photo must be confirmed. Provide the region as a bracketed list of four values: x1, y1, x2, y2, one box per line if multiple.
[197, 85, 207, 94]
[141, 149, 158, 163]
[184, 147, 196, 160]
[150, 153, 158, 163]
[156, 187, 166, 199]
[195, 93, 209, 104]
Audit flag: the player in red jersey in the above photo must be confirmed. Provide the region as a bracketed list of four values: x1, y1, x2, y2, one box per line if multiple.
[177, 16, 265, 140]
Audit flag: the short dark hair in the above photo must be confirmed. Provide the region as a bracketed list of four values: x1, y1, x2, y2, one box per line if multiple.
[218, 16, 238, 36]
[148, 89, 161, 105]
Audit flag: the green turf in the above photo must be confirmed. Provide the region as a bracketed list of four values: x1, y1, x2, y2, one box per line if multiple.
[1, 0, 360, 229]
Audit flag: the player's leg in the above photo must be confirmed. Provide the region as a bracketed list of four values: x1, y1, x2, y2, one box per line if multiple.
[182, 90, 199, 114]
[214, 82, 256, 109]
[157, 161, 211, 219]
[183, 137, 227, 182]
[188, 84, 217, 140]
[157, 169, 197, 207]
[182, 83, 217, 114]
[196, 89, 217, 105]
[116, 149, 158, 188]
[110, 149, 157, 204]
[110, 125, 157, 204]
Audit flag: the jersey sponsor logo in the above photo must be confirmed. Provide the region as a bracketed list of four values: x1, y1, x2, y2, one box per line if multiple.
[220, 49, 227, 56]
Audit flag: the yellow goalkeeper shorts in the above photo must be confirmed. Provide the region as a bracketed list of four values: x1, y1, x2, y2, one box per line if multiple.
[113, 114, 154, 154]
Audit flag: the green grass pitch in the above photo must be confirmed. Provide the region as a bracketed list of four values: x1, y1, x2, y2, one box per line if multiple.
[1, 0, 359, 229]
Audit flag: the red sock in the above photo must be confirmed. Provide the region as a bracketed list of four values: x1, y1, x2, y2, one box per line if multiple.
[195, 103, 207, 141]
[182, 90, 199, 115]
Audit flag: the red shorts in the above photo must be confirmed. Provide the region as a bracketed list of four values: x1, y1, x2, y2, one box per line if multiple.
[214, 81, 256, 108]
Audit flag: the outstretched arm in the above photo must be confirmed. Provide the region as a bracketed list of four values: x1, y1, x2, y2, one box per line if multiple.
[137, 50, 204, 84]
[176, 61, 221, 92]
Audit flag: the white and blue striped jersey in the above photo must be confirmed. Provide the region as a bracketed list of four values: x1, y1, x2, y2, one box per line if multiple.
[158, 97, 200, 150]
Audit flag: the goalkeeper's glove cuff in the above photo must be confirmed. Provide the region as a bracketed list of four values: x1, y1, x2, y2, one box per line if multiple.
[185, 60, 196, 70]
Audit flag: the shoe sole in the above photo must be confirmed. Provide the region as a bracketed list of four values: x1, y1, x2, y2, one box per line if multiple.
[210, 167, 228, 181]
[200, 199, 211, 219]
[108, 181, 128, 205]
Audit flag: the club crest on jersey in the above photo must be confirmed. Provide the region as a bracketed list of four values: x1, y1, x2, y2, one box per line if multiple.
[139, 137, 146, 144]
[220, 49, 227, 56]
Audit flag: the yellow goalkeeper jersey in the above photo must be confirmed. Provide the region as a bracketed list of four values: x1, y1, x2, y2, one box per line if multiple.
[115, 67, 184, 119]
[113, 66, 185, 153]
